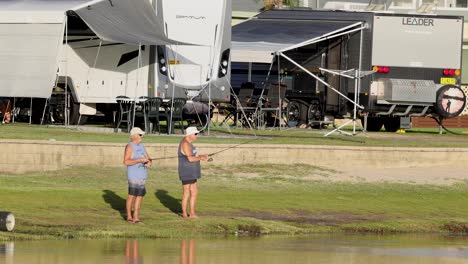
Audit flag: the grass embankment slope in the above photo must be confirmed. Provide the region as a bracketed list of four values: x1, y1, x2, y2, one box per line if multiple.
[1, 123, 468, 147]
[1, 164, 467, 241]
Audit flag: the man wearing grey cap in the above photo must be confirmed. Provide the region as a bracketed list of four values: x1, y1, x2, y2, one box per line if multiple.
[178, 127, 209, 219]
[123, 127, 152, 223]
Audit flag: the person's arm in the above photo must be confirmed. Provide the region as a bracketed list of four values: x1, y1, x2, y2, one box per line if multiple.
[181, 141, 208, 163]
[123, 144, 148, 166]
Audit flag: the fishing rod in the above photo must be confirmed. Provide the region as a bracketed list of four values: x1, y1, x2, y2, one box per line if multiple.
[145, 137, 260, 162]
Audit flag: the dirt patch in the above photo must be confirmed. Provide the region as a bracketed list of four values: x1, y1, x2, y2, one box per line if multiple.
[442, 222, 468, 233]
[237, 224, 262, 236]
[211, 209, 385, 226]
[336, 164, 468, 185]
[340, 226, 404, 234]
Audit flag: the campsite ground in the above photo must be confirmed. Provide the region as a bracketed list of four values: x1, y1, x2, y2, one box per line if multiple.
[1, 124, 468, 240]
[0, 163, 467, 240]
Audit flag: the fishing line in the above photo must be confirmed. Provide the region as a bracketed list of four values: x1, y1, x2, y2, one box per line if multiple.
[146, 137, 261, 162]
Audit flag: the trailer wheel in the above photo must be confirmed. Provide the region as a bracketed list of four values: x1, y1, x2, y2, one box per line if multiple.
[363, 117, 383, 132]
[307, 101, 322, 128]
[383, 117, 400, 132]
[435, 85, 466, 118]
[287, 101, 307, 126]
[69, 95, 87, 125]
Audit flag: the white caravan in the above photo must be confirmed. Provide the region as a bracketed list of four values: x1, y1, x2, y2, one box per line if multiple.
[0, 0, 231, 124]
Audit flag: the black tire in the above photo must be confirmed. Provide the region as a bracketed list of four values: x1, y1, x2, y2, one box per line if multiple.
[435, 85, 466, 118]
[383, 117, 400, 132]
[286, 101, 307, 126]
[307, 101, 322, 128]
[31, 98, 47, 124]
[363, 117, 383, 132]
[69, 95, 88, 125]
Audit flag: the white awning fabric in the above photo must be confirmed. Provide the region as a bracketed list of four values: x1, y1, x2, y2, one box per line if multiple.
[231, 17, 359, 63]
[72, 0, 184, 45]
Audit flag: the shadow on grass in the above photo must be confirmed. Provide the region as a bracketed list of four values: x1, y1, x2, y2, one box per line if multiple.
[155, 189, 181, 215]
[102, 190, 127, 220]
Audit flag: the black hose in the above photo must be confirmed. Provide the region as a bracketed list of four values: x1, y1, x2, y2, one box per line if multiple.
[430, 116, 466, 136]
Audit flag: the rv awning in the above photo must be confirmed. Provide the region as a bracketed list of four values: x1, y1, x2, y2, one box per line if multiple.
[72, 0, 186, 45]
[232, 19, 361, 63]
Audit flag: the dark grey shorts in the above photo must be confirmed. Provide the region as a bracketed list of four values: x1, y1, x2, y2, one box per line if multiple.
[128, 179, 146, 197]
[182, 179, 197, 185]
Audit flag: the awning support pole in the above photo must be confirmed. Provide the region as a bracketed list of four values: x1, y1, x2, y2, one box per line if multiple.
[77, 39, 103, 127]
[64, 16, 69, 127]
[253, 57, 275, 120]
[277, 55, 282, 129]
[324, 26, 366, 137]
[40, 98, 48, 125]
[132, 43, 142, 129]
[353, 25, 365, 135]
[29, 97, 33, 125]
[12, 98, 16, 123]
[278, 52, 363, 110]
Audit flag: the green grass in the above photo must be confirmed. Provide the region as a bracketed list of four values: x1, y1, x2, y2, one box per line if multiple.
[1, 164, 468, 241]
[1, 123, 468, 147]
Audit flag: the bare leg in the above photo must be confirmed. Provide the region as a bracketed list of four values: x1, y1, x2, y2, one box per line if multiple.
[189, 183, 198, 218]
[182, 184, 191, 218]
[133, 196, 143, 221]
[126, 195, 135, 221]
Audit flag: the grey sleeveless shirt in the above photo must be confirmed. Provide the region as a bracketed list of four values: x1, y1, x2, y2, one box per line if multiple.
[178, 140, 201, 181]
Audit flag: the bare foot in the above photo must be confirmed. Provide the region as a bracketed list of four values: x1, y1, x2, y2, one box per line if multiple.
[182, 214, 189, 219]
[189, 215, 199, 219]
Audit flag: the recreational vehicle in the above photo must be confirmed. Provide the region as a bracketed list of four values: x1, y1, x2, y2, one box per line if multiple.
[0, 0, 231, 125]
[231, 9, 467, 131]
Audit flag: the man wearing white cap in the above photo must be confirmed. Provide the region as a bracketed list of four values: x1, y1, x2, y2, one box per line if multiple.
[123, 127, 152, 223]
[178, 126, 209, 219]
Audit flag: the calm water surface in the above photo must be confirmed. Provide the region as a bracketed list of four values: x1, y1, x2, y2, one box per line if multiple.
[1, 234, 468, 263]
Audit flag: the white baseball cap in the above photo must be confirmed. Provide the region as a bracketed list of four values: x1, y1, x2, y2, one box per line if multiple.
[185, 127, 201, 136]
[130, 127, 146, 137]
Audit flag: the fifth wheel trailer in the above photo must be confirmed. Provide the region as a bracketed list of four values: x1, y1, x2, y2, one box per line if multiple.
[231, 9, 467, 131]
[0, 0, 231, 125]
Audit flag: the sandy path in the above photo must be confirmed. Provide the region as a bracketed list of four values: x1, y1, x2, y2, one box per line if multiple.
[328, 164, 468, 185]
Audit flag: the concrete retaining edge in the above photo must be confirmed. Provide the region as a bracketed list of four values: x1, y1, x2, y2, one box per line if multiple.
[1, 139, 467, 173]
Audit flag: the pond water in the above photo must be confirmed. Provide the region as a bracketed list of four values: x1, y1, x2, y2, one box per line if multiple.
[1, 234, 468, 263]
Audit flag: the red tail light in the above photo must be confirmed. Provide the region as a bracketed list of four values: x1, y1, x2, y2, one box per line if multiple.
[373, 66, 390, 74]
[443, 69, 459, 76]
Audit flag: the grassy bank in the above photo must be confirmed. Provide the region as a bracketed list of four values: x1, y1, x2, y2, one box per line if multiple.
[1, 164, 467, 241]
[1, 123, 468, 147]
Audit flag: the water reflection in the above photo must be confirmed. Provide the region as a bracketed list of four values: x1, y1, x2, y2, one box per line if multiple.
[180, 240, 196, 264]
[125, 240, 143, 264]
[0, 242, 14, 264]
[3, 234, 468, 263]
